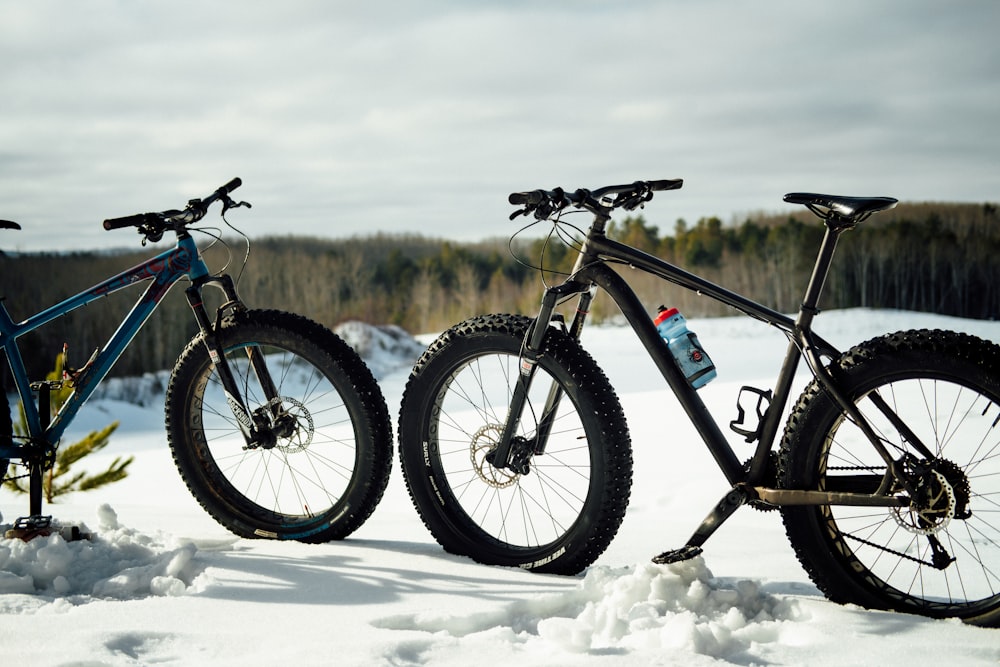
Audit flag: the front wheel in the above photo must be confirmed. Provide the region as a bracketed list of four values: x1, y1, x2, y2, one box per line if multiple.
[398, 314, 633, 575]
[779, 329, 1000, 626]
[166, 309, 393, 542]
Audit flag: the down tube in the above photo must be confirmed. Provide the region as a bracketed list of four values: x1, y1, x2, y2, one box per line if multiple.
[46, 280, 168, 442]
[582, 263, 745, 484]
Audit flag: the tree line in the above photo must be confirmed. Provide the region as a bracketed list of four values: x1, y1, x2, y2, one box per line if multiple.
[0, 200, 995, 384]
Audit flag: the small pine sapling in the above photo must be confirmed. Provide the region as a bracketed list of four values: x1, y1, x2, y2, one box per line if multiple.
[3, 351, 132, 502]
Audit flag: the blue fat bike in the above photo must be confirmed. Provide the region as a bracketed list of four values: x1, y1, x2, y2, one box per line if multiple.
[0, 179, 392, 542]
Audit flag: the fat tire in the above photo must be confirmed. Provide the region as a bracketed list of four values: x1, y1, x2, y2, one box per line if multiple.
[398, 313, 632, 575]
[779, 329, 1000, 626]
[166, 309, 392, 542]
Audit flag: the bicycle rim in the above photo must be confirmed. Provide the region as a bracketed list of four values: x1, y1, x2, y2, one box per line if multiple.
[820, 374, 1000, 616]
[197, 340, 361, 528]
[430, 349, 597, 550]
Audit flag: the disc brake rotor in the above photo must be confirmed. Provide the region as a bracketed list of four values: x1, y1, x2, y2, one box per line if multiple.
[270, 396, 314, 454]
[893, 469, 955, 536]
[471, 424, 519, 489]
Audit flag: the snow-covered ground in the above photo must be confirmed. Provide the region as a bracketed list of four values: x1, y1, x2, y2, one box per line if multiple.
[1, 309, 998, 666]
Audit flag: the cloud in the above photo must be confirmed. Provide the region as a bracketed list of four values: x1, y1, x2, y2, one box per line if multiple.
[1, 0, 998, 250]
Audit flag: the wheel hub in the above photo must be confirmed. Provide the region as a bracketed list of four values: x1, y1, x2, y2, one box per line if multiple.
[893, 468, 956, 536]
[471, 424, 520, 488]
[253, 396, 314, 453]
[931, 458, 971, 520]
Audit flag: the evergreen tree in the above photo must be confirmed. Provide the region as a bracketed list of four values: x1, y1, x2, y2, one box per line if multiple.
[4, 352, 131, 503]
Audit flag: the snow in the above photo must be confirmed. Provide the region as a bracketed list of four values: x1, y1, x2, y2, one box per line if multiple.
[1, 309, 998, 666]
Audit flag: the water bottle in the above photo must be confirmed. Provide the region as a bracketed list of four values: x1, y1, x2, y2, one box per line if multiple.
[653, 305, 717, 389]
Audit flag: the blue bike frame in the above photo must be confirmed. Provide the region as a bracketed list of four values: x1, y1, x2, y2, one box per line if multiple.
[0, 234, 209, 454]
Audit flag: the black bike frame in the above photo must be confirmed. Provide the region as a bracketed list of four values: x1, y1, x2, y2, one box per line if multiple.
[493, 212, 929, 518]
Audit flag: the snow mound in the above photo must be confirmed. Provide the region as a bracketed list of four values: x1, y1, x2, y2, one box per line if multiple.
[375, 559, 805, 661]
[0, 504, 226, 608]
[77, 321, 424, 409]
[91, 370, 171, 407]
[334, 320, 427, 379]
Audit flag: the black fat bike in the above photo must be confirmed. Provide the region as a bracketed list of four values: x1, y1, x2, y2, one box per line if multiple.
[398, 178, 1000, 626]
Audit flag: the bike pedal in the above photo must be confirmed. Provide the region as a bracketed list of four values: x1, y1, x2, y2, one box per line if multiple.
[4, 516, 92, 542]
[652, 545, 703, 565]
[6, 514, 53, 541]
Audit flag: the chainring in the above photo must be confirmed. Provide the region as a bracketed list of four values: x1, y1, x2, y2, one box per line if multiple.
[744, 452, 780, 512]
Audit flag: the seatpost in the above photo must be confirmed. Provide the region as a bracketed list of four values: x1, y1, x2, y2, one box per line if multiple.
[796, 224, 844, 330]
[30, 381, 60, 516]
[747, 226, 845, 484]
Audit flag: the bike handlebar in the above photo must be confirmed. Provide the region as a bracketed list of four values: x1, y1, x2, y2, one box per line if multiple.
[103, 177, 245, 232]
[102, 212, 160, 231]
[508, 178, 682, 220]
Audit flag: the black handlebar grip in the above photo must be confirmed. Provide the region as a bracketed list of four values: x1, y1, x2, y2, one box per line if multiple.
[103, 212, 158, 231]
[648, 179, 683, 191]
[220, 177, 242, 194]
[508, 190, 546, 205]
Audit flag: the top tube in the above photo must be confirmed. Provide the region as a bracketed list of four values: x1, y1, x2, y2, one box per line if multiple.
[1, 235, 208, 445]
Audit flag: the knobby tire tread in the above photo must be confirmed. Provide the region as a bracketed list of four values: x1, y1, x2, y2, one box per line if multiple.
[398, 313, 633, 575]
[779, 328, 1000, 626]
[165, 309, 392, 542]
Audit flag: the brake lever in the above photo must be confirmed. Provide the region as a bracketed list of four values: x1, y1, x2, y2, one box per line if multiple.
[137, 223, 164, 246]
[534, 202, 555, 220]
[618, 188, 653, 211]
[221, 195, 252, 213]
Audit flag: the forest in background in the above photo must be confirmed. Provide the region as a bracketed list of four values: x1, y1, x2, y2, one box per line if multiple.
[0, 200, 996, 384]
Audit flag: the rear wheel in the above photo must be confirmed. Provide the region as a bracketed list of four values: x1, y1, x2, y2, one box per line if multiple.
[398, 314, 632, 575]
[166, 309, 392, 542]
[780, 329, 1000, 626]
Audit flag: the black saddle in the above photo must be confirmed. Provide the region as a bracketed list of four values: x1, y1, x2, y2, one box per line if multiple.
[784, 193, 897, 225]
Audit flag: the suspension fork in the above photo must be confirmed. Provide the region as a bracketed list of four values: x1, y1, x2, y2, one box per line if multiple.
[486, 280, 593, 472]
[185, 275, 282, 448]
[532, 286, 597, 456]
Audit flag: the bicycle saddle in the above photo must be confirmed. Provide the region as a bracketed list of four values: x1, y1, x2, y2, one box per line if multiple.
[0, 220, 21, 230]
[783, 193, 897, 221]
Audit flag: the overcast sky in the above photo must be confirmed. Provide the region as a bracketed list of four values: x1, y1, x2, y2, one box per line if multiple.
[1, 1, 997, 251]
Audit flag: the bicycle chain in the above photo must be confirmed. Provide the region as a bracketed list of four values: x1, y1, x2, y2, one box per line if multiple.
[842, 531, 939, 569]
[832, 463, 959, 569]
